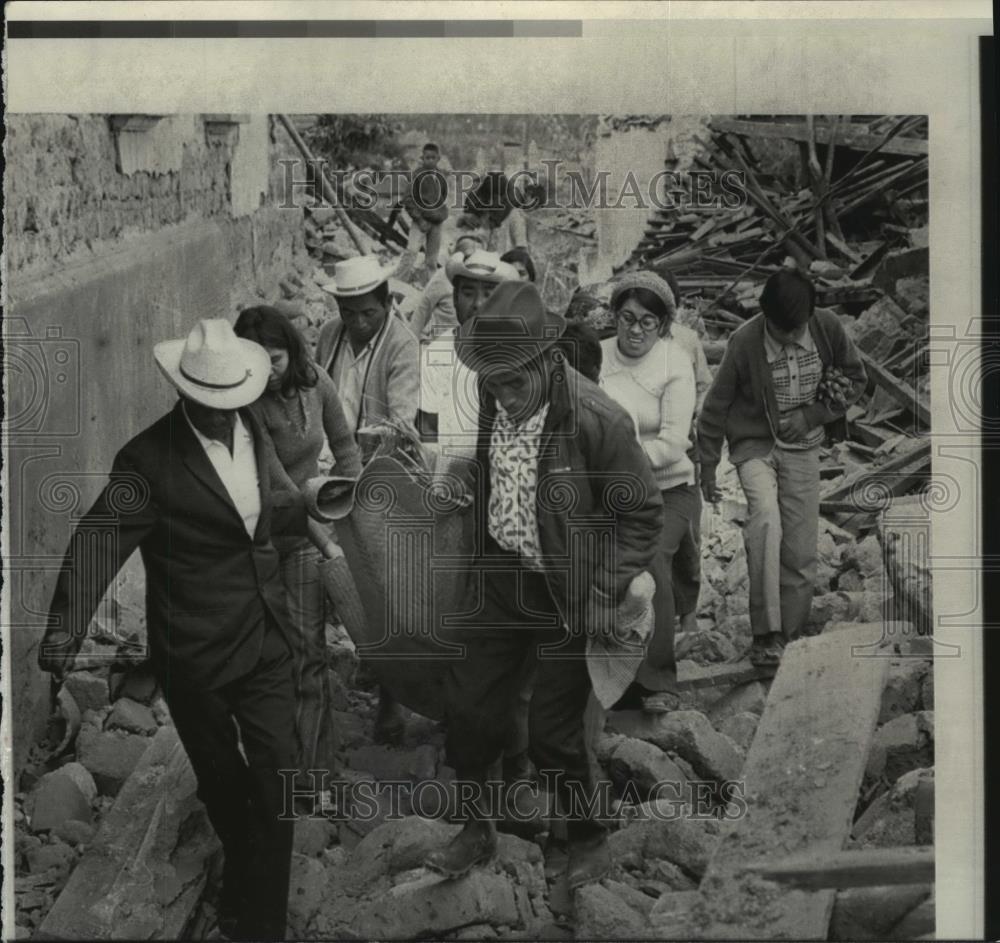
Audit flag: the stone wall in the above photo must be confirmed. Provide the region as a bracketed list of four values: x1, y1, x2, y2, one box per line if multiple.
[5, 114, 307, 773]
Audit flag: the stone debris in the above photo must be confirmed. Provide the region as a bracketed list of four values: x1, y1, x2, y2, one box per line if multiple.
[105, 696, 159, 735]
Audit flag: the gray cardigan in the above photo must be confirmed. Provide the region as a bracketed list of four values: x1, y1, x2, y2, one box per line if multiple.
[315, 312, 420, 433]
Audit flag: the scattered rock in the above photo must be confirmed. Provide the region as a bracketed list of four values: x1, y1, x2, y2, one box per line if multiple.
[328, 670, 351, 712]
[921, 669, 934, 709]
[575, 882, 653, 939]
[879, 660, 930, 723]
[866, 712, 934, 782]
[28, 765, 95, 832]
[117, 668, 158, 705]
[77, 728, 151, 796]
[842, 535, 884, 581]
[706, 681, 767, 726]
[853, 767, 933, 847]
[718, 712, 759, 752]
[830, 884, 931, 940]
[53, 819, 96, 847]
[63, 672, 110, 714]
[106, 697, 158, 736]
[722, 554, 748, 596]
[608, 711, 743, 784]
[609, 738, 689, 799]
[287, 853, 326, 935]
[151, 698, 172, 725]
[294, 817, 334, 857]
[26, 839, 76, 876]
[326, 639, 359, 687]
[894, 276, 929, 320]
[610, 804, 720, 878]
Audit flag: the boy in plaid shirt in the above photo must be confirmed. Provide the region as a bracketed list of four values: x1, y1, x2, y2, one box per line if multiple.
[697, 269, 867, 665]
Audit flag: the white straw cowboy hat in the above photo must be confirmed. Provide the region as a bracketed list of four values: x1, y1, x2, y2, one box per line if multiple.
[445, 249, 520, 285]
[321, 255, 397, 298]
[154, 319, 269, 410]
[586, 571, 657, 710]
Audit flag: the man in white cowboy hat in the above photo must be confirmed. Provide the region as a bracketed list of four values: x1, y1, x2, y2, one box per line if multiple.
[423, 281, 664, 888]
[38, 319, 327, 941]
[316, 254, 420, 449]
[416, 248, 521, 456]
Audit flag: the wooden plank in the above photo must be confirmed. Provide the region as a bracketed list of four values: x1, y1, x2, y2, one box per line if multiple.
[743, 847, 934, 890]
[676, 659, 777, 691]
[694, 625, 890, 940]
[710, 118, 928, 158]
[860, 352, 932, 427]
[39, 727, 218, 940]
[821, 439, 931, 507]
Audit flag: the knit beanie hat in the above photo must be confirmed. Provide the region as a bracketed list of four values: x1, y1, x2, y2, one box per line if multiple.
[610, 271, 677, 323]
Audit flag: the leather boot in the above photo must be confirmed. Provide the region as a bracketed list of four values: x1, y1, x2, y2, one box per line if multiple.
[424, 818, 497, 878]
[566, 832, 612, 889]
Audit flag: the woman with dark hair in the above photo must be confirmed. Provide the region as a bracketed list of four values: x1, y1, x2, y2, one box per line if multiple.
[235, 305, 363, 790]
[500, 247, 537, 283]
[599, 272, 697, 714]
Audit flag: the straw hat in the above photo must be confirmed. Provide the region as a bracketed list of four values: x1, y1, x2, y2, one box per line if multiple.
[586, 571, 656, 710]
[321, 255, 397, 298]
[445, 249, 520, 285]
[154, 319, 269, 410]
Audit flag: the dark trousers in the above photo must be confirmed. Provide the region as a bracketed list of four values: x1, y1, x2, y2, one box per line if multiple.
[444, 546, 604, 841]
[672, 486, 703, 618]
[636, 482, 700, 693]
[160, 619, 296, 941]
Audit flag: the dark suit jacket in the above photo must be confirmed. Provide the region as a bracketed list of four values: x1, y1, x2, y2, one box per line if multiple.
[40, 400, 308, 689]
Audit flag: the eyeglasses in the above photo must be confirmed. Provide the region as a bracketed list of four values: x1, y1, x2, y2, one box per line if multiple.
[616, 310, 661, 332]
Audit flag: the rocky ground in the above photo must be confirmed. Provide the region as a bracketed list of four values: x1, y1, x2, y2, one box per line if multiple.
[14, 143, 936, 939]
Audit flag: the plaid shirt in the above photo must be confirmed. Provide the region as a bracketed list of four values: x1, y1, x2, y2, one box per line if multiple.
[764, 326, 825, 450]
[488, 402, 550, 569]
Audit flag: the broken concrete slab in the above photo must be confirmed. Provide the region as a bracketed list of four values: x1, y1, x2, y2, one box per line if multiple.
[609, 738, 689, 798]
[28, 763, 96, 832]
[706, 681, 767, 726]
[77, 727, 150, 796]
[52, 819, 96, 847]
[115, 668, 158, 705]
[830, 884, 931, 941]
[610, 805, 720, 879]
[608, 710, 744, 783]
[63, 672, 110, 714]
[865, 711, 934, 782]
[718, 712, 760, 752]
[574, 882, 654, 939]
[853, 767, 934, 847]
[287, 853, 326, 937]
[294, 816, 335, 857]
[879, 660, 930, 724]
[105, 697, 158, 736]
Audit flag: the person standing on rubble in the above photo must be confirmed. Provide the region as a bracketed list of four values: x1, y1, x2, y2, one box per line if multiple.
[234, 306, 363, 802]
[316, 254, 420, 743]
[38, 320, 337, 941]
[599, 271, 699, 714]
[697, 268, 867, 665]
[387, 142, 450, 279]
[408, 232, 486, 345]
[423, 280, 663, 889]
[458, 171, 530, 255]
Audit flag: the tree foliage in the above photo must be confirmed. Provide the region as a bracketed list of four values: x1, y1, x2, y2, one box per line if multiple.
[304, 115, 407, 171]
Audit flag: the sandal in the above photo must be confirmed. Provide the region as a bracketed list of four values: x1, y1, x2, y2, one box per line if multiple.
[641, 690, 682, 714]
[748, 634, 785, 668]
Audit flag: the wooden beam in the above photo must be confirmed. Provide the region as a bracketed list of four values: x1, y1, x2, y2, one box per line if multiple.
[860, 352, 932, 427]
[676, 659, 777, 691]
[821, 439, 931, 509]
[710, 118, 928, 158]
[743, 847, 934, 889]
[693, 625, 890, 940]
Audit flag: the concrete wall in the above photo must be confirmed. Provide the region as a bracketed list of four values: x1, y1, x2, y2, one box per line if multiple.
[5, 114, 307, 773]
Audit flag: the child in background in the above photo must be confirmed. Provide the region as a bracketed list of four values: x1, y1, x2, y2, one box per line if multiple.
[697, 269, 867, 666]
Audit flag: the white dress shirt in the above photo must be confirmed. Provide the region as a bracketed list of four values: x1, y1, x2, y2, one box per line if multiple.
[184, 404, 261, 538]
[419, 328, 480, 459]
[331, 336, 375, 431]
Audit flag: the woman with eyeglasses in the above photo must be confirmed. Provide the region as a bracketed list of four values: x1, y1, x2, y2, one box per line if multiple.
[599, 272, 698, 714]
